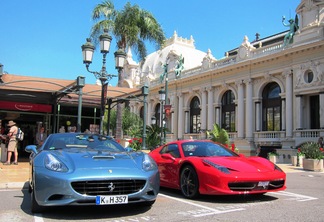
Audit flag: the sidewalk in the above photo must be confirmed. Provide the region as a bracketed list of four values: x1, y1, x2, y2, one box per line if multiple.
[0, 160, 29, 189]
[0, 159, 316, 190]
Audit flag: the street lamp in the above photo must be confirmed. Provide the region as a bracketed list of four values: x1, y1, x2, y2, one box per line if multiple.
[158, 88, 165, 145]
[114, 48, 127, 140]
[142, 84, 149, 150]
[76, 76, 85, 132]
[81, 29, 126, 135]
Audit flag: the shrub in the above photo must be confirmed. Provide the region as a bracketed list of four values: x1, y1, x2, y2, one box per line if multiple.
[300, 142, 323, 160]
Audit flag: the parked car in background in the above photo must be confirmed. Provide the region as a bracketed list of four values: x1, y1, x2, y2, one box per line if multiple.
[149, 140, 286, 199]
[25, 133, 159, 213]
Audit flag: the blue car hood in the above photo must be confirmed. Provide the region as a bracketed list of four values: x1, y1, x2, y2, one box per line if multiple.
[49, 149, 144, 170]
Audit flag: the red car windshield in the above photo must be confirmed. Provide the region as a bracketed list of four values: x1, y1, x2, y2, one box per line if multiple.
[181, 141, 239, 157]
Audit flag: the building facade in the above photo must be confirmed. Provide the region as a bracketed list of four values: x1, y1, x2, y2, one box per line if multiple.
[122, 0, 324, 162]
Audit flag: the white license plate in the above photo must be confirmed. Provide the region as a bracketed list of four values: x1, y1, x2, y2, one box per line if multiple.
[257, 181, 269, 188]
[96, 195, 128, 205]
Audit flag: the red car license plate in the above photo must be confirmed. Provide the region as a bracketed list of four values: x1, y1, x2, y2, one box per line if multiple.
[257, 181, 269, 188]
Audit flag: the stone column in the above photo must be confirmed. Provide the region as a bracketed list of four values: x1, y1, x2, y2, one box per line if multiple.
[285, 70, 293, 137]
[207, 87, 214, 131]
[185, 111, 189, 133]
[172, 96, 178, 137]
[178, 93, 184, 139]
[281, 98, 286, 131]
[215, 106, 220, 127]
[255, 101, 261, 131]
[295, 95, 303, 129]
[237, 80, 245, 138]
[201, 88, 207, 132]
[245, 79, 253, 139]
[320, 92, 324, 129]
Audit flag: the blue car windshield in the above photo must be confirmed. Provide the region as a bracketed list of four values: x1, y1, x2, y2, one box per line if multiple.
[44, 133, 125, 152]
[181, 141, 239, 157]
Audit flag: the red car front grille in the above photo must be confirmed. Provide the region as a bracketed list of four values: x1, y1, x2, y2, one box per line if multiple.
[228, 179, 285, 191]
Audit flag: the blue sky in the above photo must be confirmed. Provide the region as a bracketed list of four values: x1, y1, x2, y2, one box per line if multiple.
[0, 0, 300, 86]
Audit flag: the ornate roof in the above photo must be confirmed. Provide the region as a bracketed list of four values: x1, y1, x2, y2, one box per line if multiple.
[140, 31, 206, 82]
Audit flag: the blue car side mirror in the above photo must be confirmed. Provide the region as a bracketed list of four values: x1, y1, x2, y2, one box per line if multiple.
[25, 145, 38, 154]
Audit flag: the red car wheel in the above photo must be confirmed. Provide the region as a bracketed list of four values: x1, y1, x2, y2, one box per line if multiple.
[180, 165, 199, 199]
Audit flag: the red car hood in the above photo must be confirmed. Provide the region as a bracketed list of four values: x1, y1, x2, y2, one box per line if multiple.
[203, 156, 274, 173]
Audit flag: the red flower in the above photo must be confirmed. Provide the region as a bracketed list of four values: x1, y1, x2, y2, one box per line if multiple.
[297, 148, 301, 153]
[139, 138, 143, 143]
[129, 139, 133, 144]
[320, 148, 323, 151]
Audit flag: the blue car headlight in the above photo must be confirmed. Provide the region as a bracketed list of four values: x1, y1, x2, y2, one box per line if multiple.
[142, 154, 157, 172]
[44, 153, 68, 172]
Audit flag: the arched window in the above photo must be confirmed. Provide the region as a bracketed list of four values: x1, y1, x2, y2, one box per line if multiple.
[221, 90, 235, 132]
[262, 82, 281, 131]
[190, 96, 201, 133]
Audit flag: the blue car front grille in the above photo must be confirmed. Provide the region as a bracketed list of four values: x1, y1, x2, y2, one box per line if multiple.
[71, 180, 146, 196]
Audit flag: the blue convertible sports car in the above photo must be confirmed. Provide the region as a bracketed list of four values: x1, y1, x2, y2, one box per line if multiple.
[25, 133, 159, 213]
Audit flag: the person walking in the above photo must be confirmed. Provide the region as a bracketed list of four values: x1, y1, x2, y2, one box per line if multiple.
[3, 120, 19, 165]
[36, 126, 47, 148]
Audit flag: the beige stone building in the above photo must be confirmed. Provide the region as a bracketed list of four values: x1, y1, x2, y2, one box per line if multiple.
[123, 0, 324, 162]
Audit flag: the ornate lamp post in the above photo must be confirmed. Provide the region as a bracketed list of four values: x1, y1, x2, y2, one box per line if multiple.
[81, 29, 126, 135]
[141, 84, 149, 150]
[76, 76, 85, 132]
[158, 88, 165, 145]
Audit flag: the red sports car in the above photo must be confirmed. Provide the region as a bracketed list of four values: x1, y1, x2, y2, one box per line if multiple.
[149, 140, 286, 198]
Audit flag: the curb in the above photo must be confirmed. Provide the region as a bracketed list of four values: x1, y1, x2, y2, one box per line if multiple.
[0, 181, 28, 190]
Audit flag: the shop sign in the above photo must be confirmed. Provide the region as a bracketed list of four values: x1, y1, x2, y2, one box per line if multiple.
[0, 101, 52, 113]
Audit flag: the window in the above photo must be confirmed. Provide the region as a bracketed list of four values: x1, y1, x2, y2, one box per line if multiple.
[160, 143, 180, 158]
[190, 96, 200, 133]
[221, 90, 235, 132]
[262, 82, 281, 131]
[304, 70, 314, 83]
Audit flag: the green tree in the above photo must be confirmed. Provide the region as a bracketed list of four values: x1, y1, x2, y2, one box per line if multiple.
[91, 1, 165, 140]
[206, 124, 229, 146]
[105, 108, 142, 137]
[146, 124, 162, 150]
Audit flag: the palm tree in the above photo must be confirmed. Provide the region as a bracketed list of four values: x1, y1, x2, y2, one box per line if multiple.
[91, 0, 165, 140]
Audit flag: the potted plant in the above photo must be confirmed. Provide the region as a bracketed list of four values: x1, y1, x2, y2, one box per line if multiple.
[292, 148, 305, 166]
[268, 151, 279, 163]
[300, 142, 324, 171]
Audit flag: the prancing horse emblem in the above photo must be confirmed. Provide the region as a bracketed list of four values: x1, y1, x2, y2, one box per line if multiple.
[108, 182, 115, 192]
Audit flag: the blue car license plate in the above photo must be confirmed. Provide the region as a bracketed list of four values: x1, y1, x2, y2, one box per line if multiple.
[96, 195, 128, 205]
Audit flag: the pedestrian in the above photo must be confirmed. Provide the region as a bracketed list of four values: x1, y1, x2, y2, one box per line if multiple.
[3, 120, 19, 165]
[59, 126, 65, 133]
[318, 137, 323, 148]
[36, 126, 47, 148]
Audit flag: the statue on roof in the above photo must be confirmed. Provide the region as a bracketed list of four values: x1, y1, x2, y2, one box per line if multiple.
[282, 14, 299, 47]
[174, 54, 184, 77]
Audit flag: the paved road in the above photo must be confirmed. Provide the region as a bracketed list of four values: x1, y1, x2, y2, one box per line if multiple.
[0, 171, 323, 222]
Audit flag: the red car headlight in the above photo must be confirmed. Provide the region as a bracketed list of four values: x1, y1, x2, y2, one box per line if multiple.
[203, 159, 230, 174]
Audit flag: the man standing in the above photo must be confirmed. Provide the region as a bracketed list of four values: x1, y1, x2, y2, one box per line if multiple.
[36, 127, 47, 148]
[3, 120, 18, 165]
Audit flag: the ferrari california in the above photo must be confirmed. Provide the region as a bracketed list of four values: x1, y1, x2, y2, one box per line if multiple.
[25, 133, 159, 213]
[149, 140, 286, 199]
